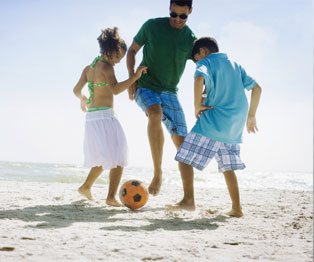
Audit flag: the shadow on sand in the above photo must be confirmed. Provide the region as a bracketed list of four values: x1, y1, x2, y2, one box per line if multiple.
[0, 200, 229, 231]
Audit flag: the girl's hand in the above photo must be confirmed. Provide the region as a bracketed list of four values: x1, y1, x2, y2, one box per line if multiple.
[80, 96, 89, 112]
[195, 104, 213, 119]
[134, 66, 148, 80]
[246, 116, 258, 133]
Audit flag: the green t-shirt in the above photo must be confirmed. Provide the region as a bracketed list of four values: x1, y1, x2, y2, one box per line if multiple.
[134, 17, 197, 93]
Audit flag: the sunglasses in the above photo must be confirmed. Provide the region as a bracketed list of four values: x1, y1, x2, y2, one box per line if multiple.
[170, 12, 188, 20]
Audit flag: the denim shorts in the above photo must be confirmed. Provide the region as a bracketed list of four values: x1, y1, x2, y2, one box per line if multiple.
[175, 132, 246, 172]
[135, 88, 187, 136]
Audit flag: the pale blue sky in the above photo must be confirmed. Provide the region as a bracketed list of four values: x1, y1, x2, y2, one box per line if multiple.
[0, 0, 312, 172]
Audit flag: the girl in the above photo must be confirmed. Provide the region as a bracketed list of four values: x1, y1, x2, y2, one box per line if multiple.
[73, 27, 147, 206]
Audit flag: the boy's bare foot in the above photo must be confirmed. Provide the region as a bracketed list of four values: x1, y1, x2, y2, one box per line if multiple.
[227, 208, 243, 217]
[148, 172, 162, 196]
[166, 199, 196, 211]
[78, 187, 93, 200]
[106, 198, 124, 207]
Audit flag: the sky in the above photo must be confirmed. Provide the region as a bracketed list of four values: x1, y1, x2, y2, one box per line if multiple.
[0, 0, 312, 172]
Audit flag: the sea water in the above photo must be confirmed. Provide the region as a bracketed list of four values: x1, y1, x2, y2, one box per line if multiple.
[0, 161, 312, 191]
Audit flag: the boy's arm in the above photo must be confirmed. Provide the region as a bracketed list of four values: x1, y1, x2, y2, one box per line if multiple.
[73, 66, 89, 112]
[247, 84, 262, 133]
[194, 75, 212, 118]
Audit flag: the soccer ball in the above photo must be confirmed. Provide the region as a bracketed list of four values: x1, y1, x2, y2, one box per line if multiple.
[119, 180, 149, 210]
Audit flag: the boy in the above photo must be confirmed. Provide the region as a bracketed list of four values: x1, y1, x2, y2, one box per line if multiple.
[173, 37, 262, 217]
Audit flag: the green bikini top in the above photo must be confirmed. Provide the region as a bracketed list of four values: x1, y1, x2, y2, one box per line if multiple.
[87, 56, 109, 104]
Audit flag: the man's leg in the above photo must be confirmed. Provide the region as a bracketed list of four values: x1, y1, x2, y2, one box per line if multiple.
[146, 104, 164, 195]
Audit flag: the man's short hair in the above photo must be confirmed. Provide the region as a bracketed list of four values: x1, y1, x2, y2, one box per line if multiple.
[170, 0, 193, 8]
[192, 37, 219, 59]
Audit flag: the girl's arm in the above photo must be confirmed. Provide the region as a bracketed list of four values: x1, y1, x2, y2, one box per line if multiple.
[73, 66, 89, 99]
[105, 65, 147, 95]
[73, 66, 89, 112]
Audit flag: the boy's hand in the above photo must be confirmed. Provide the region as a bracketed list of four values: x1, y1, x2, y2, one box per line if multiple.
[246, 116, 258, 133]
[80, 96, 89, 112]
[195, 104, 213, 118]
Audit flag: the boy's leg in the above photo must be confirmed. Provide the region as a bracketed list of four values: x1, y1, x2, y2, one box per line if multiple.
[223, 170, 243, 217]
[146, 104, 164, 196]
[169, 134, 195, 211]
[78, 166, 103, 200]
[106, 166, 124, 207]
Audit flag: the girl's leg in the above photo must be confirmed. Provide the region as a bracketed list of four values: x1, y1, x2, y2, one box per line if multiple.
[223, 170, 243, 217]
[78, 166, 103, 200]
[106, 166, 124, 207]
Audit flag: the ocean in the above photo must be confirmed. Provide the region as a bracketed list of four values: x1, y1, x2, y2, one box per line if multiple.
[0, 161, 312, 191]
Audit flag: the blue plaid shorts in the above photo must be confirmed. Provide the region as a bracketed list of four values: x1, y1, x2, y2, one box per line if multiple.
[175, 132, 246, 172]
[135, 88, 187, 136]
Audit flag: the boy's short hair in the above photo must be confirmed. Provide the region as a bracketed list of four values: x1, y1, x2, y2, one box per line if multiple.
[170, 0, 193, 8]
[192, 37, 219, 59]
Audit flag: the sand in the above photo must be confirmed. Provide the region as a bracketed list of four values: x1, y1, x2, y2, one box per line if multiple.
[0, 181, 312, 262]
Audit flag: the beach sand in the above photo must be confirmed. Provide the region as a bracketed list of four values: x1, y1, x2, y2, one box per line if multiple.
[0, 181, 312, 262]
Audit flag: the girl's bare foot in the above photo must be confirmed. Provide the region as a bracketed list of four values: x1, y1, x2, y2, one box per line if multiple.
[166, 199, 196, 211]
[106, 198, 124, 207]
[78, 186, 93, 200]
[148, 172, 162, 196]
[227, 208, 243, 217]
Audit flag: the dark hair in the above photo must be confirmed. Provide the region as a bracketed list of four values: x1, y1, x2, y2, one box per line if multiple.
[192, 37, 219, 59]
[97, 27, 127, 59]
[170, 0, 192, 8]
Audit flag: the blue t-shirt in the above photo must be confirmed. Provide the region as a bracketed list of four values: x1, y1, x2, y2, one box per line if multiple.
[191, 53, 257, 144]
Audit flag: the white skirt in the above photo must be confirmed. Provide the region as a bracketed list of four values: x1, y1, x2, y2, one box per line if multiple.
[83, 109, 128, 169]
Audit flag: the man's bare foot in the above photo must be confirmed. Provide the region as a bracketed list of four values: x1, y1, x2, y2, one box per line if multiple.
[227, 208, 243, 217]
[78, 186, 93, 200]
[166, 199, 196, 211]
[106, 198, 124, 207]
[148, 172, 162, 196]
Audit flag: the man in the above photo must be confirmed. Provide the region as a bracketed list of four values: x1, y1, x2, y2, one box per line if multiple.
[127, 0, 196, 196]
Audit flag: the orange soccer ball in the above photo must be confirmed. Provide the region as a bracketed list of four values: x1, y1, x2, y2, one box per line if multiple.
[119, 180, 149, 210]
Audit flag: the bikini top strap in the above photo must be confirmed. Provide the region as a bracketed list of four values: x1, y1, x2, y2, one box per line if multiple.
[90, 56, 109, 68]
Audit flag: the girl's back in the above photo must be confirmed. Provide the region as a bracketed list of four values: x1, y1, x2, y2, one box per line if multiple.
[85, 59, 114, 109]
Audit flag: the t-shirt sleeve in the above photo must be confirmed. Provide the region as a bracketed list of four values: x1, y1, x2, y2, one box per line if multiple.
[133, 19, 151, 46]
[239, 65, 257, 91]
[194, 60, 212, 86]
[188, 32, 198, 61]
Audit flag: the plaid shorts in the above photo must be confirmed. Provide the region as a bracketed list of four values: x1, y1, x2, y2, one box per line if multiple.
[175, 132, 246, 172]
[135, 88, 187, 136]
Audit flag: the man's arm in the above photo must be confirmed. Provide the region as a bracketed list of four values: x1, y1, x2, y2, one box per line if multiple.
[126, 40, 142, 100]
[247, 84, 262, 133]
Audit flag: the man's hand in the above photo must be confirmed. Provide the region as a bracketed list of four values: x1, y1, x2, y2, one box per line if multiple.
[246, 116, 258, 133]
[128, 83, 137, 101]
[195, 104, 213, 118]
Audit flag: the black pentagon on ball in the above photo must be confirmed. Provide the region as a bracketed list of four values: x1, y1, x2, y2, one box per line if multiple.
[133, 194, 142, 202]
[131, 180, 140, 186]
[121, 188, 127, 197]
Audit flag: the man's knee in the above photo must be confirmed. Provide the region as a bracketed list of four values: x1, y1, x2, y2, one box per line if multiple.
[172, 134, 185, 150]
[146, 104, 162, 122]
